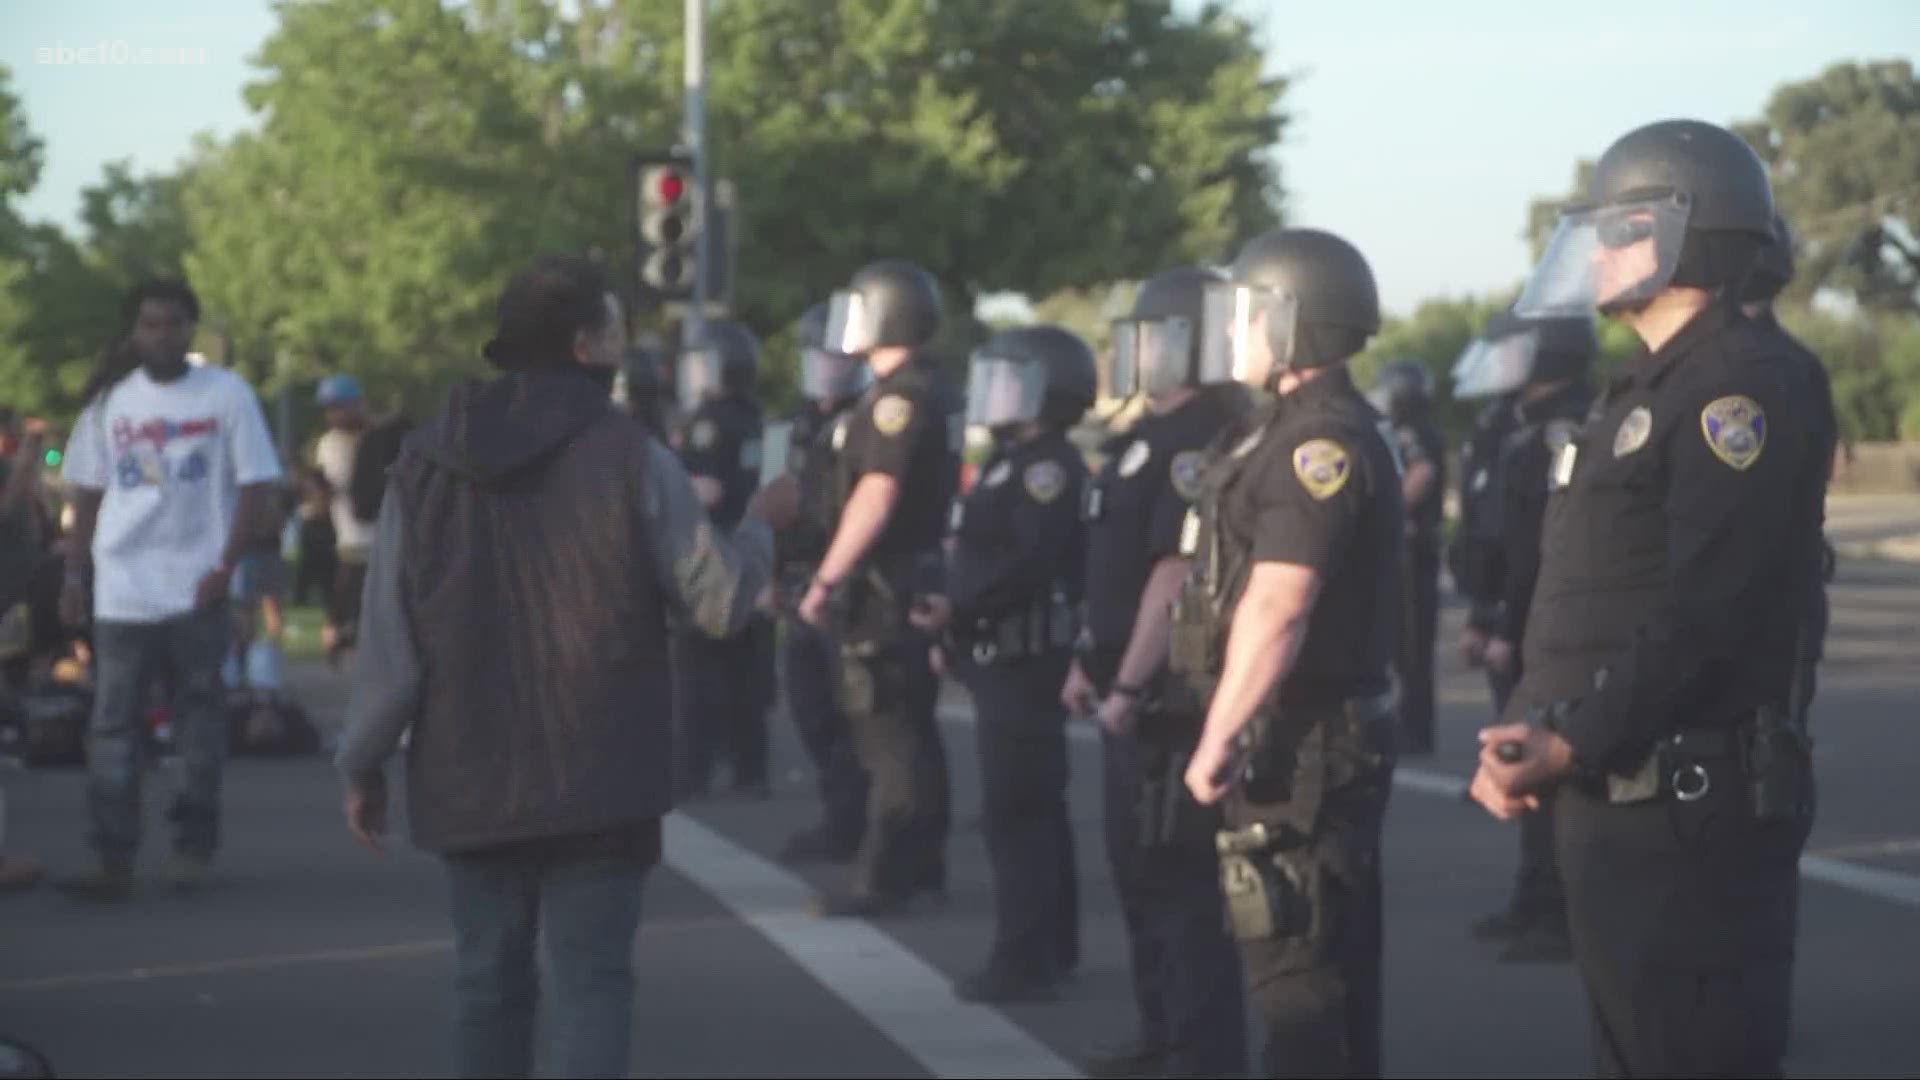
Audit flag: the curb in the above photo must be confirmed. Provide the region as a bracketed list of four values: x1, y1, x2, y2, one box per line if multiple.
[1834, 536, 1920, 564]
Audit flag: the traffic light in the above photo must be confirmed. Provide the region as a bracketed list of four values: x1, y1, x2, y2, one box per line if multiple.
[42, 448, 61, 468]
[635, 148, 700, 301]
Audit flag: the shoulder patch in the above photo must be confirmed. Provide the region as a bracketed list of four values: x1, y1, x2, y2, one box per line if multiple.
[1024, 460, 1066, 504]
[1612, 406, 1652, 458]
[1170, 450, 1207, 500]
[1544, 419, 1578, 455]
[1117, 439, 1151, 478]
[690, 418, 717, 451]
[1700, 395, 1766, 471]
[873, 394, 914, 437]
[982, 459, 1013, 488]
[1292, 438, 1352, 501]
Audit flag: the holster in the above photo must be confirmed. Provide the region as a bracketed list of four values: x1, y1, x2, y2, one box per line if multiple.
[948, 586, 1079, 666]
[1133, 695, 1202, 850]
[1215, 821, 1317, 942]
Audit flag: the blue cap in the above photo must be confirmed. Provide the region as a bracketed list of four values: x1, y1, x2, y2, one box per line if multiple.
[316, 373, 363, 407]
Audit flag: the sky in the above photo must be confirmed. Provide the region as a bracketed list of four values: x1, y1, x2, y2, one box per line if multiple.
[4, 0, 1918, 318]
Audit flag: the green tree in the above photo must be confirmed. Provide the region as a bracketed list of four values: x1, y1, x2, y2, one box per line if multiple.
[1735, 60, 1920, 314]
[77, 159, 194, 296]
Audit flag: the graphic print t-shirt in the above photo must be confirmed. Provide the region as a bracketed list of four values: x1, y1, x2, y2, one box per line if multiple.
[62, 366, 285, 623]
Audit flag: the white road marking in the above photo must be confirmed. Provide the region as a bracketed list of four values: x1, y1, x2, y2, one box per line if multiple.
[664, 814, 1085, 1080]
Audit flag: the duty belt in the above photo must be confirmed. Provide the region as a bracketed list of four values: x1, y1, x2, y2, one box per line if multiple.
[1598, 724, 1747, 805]
[950, 590, 1079, 665]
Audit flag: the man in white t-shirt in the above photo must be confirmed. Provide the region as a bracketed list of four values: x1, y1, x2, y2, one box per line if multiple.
[56, 279, 285, 902]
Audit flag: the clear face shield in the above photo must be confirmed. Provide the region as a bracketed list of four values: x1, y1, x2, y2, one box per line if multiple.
[964, 352, 1047, 429]
[1515, 193, 1691, 319]
[1450, 329, 1541, 400]
[800, 347, 869, 402]
[1198, 281, 1298, 388]
[1108, 316, 1195, 398]
[823, 289, 881, 356]
[676, 348, 722, 415]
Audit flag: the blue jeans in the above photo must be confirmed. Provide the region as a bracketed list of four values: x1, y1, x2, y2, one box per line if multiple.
[443, 835, 655, 1079]
[87, 609, 230, 863]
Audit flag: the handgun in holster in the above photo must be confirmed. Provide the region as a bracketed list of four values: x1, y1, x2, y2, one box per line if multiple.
[1748, 618, 1815, 823]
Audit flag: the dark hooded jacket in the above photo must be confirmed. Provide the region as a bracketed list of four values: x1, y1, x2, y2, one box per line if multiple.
[386, 367, 679, 853]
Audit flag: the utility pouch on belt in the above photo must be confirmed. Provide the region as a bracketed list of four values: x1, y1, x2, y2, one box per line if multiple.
[1747, 705, 1812, 822]
[1216, 822, 1314, 942]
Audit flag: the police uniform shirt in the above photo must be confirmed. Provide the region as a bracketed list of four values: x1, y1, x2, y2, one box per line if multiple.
[1516, 303, 1816, 773]
[679, 396, 763, 531]
[1212, 368, 1403, 703]
[837, 353, 962, 558]
[946, 431, 1087, 622]
[1452, 396, 1519, 624]
[1082, 389, 1241, 662]
[1394, 413, 1447, 539]
[1491, 383, 1594, 646]
[780, 399, 853, 571]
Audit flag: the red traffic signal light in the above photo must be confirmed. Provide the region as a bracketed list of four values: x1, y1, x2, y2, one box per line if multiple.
[655, 171, 686, 203]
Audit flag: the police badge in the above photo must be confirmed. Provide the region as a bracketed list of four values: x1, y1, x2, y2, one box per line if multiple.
[1292, 439, 1351, 501]
[1170, 450, 1207, 501]
[873, 395, 914, 437]
[1024, 460, 1066, 504]
[1700, 395, 1766, 471]
[1612, 406, 1652, 458]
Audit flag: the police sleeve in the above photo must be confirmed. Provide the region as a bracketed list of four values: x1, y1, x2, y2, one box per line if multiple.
[857, 390, 929, 481]
[1554, 382, 1801, 771]
[1250, 436, 1364, 572]
[639, 438, 772, 640]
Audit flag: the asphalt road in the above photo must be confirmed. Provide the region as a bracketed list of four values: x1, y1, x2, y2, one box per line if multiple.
[2, 554, 1916, 1078]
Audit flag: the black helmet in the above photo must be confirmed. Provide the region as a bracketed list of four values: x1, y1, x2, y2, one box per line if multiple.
[826, 258, 943, 354]
[1450, 306, 1596, 400]
[1109, 265, 1222, 397]
[1368, 358, 1433, 422]
[1208, 228, 1380, 384]
[1518, 119, 1775, 318]
[1743, 211, 1796, 304]
[678, 319, 759, 412]
[965, 324, 1097, 430]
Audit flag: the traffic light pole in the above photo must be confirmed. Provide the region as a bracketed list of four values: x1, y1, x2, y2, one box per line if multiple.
[681, 0, 709, 351]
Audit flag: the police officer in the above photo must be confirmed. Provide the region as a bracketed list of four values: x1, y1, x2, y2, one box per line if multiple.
[910, 324, 1093, 1001]
[1448, 390, 1522, 734]
[1450, 305, 1599, 964]
[620, 341, 670, 434]
[1174, 228, 1404, 1078]
[672, 320, 773, 799]
[1369, 360, 1445, 755]
[777, 302, 873, 865]
[1468, 118, 1824, 1077]
[1065, 266, 1250, 1078]
[1740, 209, 1838, 1054]
[797, 259, 960, 916]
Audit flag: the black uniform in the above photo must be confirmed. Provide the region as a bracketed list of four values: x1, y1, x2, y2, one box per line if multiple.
[828, 353, 960, 906]
[778, 399, 870, 859]
[673, 395, 773, 797]
[1172, 368, 1403, 1078]
[1485, 382, 1593, 948]
[1389, 412, 1445, 755]
[1514, 303, 1821, 1077]
[1450, 396, 1521, 708]
[1080, 388, 1249, 1076]
[944, 430, 1085, 990]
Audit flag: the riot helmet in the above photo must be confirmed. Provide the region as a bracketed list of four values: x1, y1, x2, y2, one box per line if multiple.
[677, 320, 759, 414]
[1451, 306, 1597, 399]
[1367, 359, 1434, 422]
[1742, 211, 1796, 304]
[796, 301, 869, 401]
[1517, 119, 1775, 319]
[1108, 266, 1224, 397]
[823, 258, 943, 356]
[965, 325, 1097, 432]
[1199, 228, 1381, 389]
